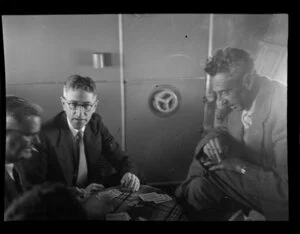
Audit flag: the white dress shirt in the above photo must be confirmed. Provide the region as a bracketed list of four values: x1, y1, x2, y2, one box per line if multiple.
[241, 98, 257, 142]
[241, 98, 257, 130]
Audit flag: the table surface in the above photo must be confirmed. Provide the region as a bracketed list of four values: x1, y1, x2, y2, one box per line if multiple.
[81, 184, 188, 221]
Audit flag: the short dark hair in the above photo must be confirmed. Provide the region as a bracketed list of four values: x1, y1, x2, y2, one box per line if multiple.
[6, 95, 43, 123]
[4, 183, 87, 220]
[204, 47, 254, 79]
[64, 74, 96, 94]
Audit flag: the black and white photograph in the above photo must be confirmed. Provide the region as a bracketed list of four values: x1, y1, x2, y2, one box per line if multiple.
[2, 13, 288, 221]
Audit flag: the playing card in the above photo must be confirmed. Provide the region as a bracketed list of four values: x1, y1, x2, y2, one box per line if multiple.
[153, 194, 172, 204]
[106, 212, 131, 221]
[96, 190, 118, 200]
[153, 193, 171, 199]
[154, 196, 172, 204]
[161, 194, 172, 199]
[136, 216, 147, 221]
[139, 192, 172, 203]
[138, 192, 159, 201]
[110, 189, 122, 197]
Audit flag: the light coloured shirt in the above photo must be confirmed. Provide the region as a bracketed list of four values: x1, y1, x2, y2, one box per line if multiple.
[5, 163, 15, 181]
[66, 117, 86, 138]
[241, 98, 257, 130]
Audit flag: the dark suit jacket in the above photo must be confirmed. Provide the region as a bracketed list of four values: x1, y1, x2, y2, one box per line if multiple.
[39, 112, 138, 188]
[5, 170, 22, 211]
[177, 76, 288, 220]
[4, 163, 34, 211]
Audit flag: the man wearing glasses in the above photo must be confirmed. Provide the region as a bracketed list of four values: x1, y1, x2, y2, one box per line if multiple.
[5, 96, 44, 210]
[38, 75, 141, 197]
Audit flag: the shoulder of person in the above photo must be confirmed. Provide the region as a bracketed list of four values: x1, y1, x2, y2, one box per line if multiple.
[40, 111, 66, 138]
[272, 79, 287, 100]
[271, 81, 287, 122]
[260, 76, 286, 99]
[90, 112, 102, 121]
[88, 112, 105, 133]
[260, 76, 286, 123]
[42, 111, 65, 129]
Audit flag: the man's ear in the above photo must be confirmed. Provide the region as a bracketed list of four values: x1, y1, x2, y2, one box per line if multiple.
[94, 99, 99, 110]
[93, 94, 98, 109]
[242, 69, 255, 90]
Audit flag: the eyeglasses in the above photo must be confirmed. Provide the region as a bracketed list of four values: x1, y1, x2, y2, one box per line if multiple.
[62, 97, 97, 112]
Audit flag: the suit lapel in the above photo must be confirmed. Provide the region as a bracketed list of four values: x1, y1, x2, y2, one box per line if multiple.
[56, 114, 78, 186]
[243, 77, 274, 162]
[226, 77, 274, 165]
[5, 169, 21, 206]
[83, 124, 102, 174]
[227, 109, 244, 142]
[14, 164, 27, 191]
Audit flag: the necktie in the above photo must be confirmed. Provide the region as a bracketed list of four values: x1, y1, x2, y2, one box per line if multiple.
[76, 130, 88, 187]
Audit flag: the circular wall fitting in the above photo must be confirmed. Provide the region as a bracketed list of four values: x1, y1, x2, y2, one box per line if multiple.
[148, 84, 181, 117]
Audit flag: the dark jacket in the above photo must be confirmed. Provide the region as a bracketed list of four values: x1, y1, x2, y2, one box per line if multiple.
[39, 112, 138, 187]
[5, 169, 23, 211]
[4, 161, 39, 211]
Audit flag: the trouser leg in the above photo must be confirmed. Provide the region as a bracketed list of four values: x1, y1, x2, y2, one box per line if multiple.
[207, 169, 263, 214]
[176, 158, 263, 219]
[211, 169, 289, 220]
[177, 176, 225, 212]
[175, 158, 227, 220]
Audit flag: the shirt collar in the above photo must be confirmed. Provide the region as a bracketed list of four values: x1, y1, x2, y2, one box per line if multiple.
[241, 97, 257, 130]
[5, 163, 14, 171]
[5, 163, 15, 180]
[66, 117, 85, 137]
[245, 97, 257, 115]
